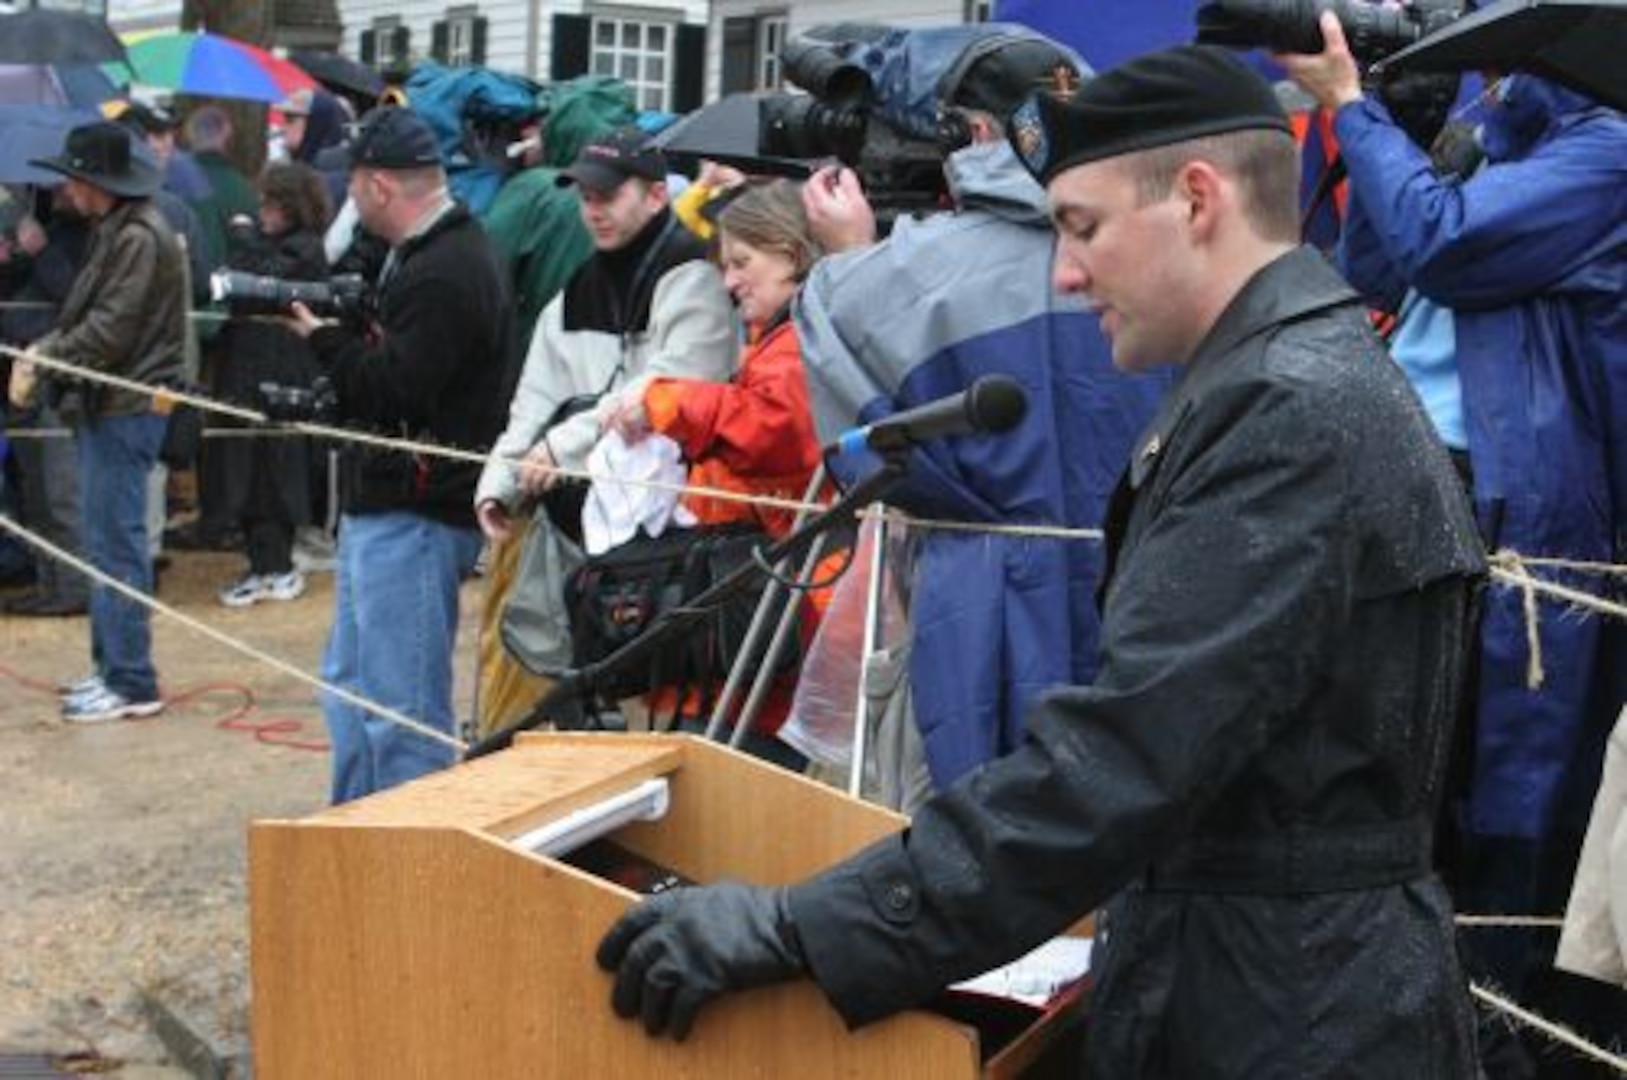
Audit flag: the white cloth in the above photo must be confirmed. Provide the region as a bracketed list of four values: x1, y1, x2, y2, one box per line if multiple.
[581, 431, 695, 556]
[1557, 705, 1627, 987]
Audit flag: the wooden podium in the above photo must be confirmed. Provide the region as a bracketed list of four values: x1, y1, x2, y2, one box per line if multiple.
[250, 733, 1087, 1078]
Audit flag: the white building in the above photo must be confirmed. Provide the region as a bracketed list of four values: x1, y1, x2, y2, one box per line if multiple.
[339, 0, 989, 111]
[103, 1, 995, 111]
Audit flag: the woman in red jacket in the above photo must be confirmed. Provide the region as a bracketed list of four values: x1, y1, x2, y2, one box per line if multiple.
[601, 180, 828, 766]
[604, 179, 823, 536]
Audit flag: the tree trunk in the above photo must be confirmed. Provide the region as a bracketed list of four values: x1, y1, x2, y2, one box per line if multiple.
[178, 0, 271, 179]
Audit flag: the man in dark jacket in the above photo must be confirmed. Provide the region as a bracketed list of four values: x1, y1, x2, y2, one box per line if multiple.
[289, 106, 511, 803]
[20, 122, 187, 722]
[596, 45, 1488, 1076]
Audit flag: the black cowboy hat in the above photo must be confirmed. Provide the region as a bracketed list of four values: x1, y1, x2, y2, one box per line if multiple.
[29, 120, 160, 198]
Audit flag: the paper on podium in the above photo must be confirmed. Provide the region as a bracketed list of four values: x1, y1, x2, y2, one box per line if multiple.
[950, 936, 1093, 1007]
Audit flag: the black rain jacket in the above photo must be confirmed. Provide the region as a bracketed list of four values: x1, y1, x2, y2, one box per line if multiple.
[788, 247, 1487, 1078]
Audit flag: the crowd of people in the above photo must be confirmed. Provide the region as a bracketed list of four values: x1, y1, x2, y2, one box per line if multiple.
[0, 15, 1622, 1076]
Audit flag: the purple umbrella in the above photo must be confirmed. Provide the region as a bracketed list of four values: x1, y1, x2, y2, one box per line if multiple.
[0, 103, 101, 185]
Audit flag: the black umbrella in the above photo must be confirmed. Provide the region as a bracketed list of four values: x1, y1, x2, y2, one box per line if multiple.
[289, 49, 385, 100]
[0, 10, 127, 66]
[650, 93, 820, 178]
[1377, 0, 1627, 112]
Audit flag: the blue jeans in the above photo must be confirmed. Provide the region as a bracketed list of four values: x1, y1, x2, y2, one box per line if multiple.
[77, 413, 167, 701]
[323, 511, 481, 803]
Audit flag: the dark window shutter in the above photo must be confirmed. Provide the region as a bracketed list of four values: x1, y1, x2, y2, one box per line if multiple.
[472, 17, 489, 66]
[673, 23, 706, 112]
[431, 21, 448, 63]
[391, 26, 411, 63]
[551, 14, 591, 80]
[720, 17, 756, 94]
[360, 29, 377, 66]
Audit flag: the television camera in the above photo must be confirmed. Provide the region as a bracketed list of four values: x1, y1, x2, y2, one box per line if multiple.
[1196, 0, 1465, 67]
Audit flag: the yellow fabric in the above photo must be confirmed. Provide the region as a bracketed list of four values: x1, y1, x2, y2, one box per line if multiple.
[672, 182, 717, 241]
[474, 537, 555, 738]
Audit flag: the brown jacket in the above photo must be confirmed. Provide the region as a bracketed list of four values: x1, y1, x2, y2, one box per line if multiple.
[36, 198, 186, 418]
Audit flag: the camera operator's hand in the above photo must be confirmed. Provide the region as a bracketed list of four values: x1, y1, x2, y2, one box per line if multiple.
[803, 166, 877, 254]
[517, 440, 562, 497]
[1276, 12, 1364, 112]
[476, 499, 514, 544]
[283, 299, 338, 340]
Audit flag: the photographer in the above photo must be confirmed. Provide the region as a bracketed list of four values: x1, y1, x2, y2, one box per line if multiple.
[213, 162, 332, 609]
[288, 107, 512, 803]
[1281, 14, 1627, 1054]
[794, 26, 1168, 803]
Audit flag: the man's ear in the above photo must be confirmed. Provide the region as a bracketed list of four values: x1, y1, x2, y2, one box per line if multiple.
[1176, 160, 1226, 242]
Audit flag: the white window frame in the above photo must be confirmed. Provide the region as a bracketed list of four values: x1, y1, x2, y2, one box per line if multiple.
[372, 16, 409, 66]
[590, 13, 674, 112]
[756, 13, 789, 90]
[446, 8, 478, 67]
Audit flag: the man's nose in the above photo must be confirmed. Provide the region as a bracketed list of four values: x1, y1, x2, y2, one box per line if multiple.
[1052, 248, 1088, 295]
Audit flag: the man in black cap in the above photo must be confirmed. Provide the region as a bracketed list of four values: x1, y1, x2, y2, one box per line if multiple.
[287, 106, 511, 803]
[596, 44, 1487, 1076]
[471, 123, 732, 677]
[16, 121, 187, 722]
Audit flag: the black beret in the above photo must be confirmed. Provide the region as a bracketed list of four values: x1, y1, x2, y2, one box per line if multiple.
[347, 106, 442, 171]
[1010, 44, 1291, 186]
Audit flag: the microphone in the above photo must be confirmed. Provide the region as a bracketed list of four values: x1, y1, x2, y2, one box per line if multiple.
[833, 375, 1028, 456]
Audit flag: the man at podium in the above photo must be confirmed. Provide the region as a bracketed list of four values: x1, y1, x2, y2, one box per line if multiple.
[598, 44, 1487, 1078]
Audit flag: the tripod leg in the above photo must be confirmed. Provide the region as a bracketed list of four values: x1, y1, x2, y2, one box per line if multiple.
[847, 513, 888, 798]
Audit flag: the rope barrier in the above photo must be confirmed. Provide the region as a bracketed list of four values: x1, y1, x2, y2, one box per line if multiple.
[6, 342, 1624, 584]
[1455, 914, 1567, 929]
[1469, 982, 1627, 1074]
[0, 512, 466, 755]
[9, 347, 1627, 1069]
[0, 342, 1110, 542]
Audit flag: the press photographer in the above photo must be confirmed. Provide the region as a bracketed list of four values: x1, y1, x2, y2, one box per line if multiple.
[202, 162, 333, 610]
[286, 106, 512, 805]
[1279, 13, 1627, 1073]
[1199, 0, 1466, 155]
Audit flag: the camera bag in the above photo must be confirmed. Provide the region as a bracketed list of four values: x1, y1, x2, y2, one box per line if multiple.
[563, 522, 801, 707]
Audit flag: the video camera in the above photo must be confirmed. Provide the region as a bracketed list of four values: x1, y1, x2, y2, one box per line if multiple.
[1196, 0, 1464, 67]
[208, 269, 373, 323]
[257, 373, 339, 425]
[673, 24, 1081, 220]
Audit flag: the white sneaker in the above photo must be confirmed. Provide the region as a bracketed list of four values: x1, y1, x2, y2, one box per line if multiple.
[57, 673, 104, 699]
[62, 685, 165, 724]
[292, 528, 337, 573]
[219, 574, 268, 608]
[262, 570, 306, 602]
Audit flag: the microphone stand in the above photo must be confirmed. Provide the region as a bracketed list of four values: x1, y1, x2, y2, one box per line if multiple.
[466, 452, 910, 760]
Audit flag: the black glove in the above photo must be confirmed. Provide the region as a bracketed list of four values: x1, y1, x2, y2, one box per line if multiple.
[596, 881, 807, 1040]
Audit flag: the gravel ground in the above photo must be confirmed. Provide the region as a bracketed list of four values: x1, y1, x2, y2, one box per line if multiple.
[0, 550, 485, 1076]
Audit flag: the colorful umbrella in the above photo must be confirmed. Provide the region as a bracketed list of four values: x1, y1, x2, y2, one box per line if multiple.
[117, 31, 315, 104]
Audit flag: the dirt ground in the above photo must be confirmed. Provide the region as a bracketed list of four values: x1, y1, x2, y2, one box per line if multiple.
[0, 550, 486, 1076]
